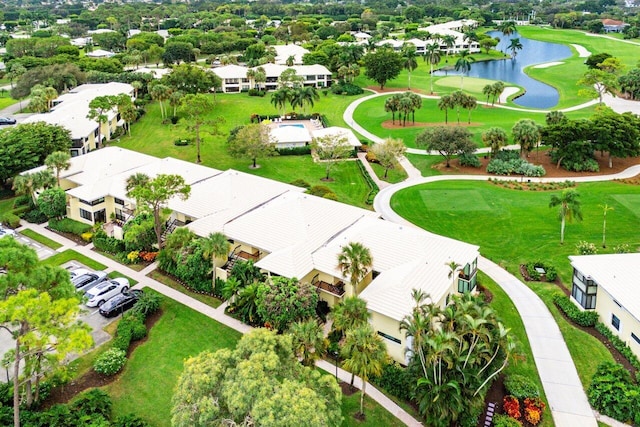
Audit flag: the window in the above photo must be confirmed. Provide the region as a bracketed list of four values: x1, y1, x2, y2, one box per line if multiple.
[632, 333, 640, 345]
[79, 209, 92, 221]
[377, 331, 401, 344]
[571, 272, 597, 309]
[79, 198, 105, 206]
[114, 198, 125, 206]
[611, 314, 620, 331]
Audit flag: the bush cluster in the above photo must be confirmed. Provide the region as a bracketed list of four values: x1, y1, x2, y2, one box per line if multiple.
[588, 362, 640, 425]
[308, 185, 338, 200]
[493, 413, 522, 427]
[458, 153, 481, 168]
[276, 145, 312, 156]
[289, 179, 311, 189]
[504, 374, 539, 399]
[157, 240, 214, 294]
[525, 261, 557, 282]
[93, 229, 126, 254]
[370, 361, 414, 401]
[553, 294, 599, 326]
[48, 218, 92, 235]
[247, 88, 265, 97]
[595, 323, 640, 371]
[22, 208, 49, 224]
[174, 138, 190, 146]
[575, 241, 598, 255]
[330, 81, 363, 95]
[94, 348, 127, 376]
[487, 158, 546, 177]
[113, 312, 148, 352]
[1, 212, 21, 228]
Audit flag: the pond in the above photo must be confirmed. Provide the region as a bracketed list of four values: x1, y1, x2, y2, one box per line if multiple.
[435, 31, 572, 109]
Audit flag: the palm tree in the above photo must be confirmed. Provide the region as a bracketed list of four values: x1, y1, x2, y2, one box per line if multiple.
[451, 91, 466, 124]
[29, 96, 48, 113]
[399, 95, 413, 127]
[599, 204, 614, 248]
[285, 55, 295, 66]
[437, 95, 454, 124]
[512, 119, 541, 158]
[337, 242, 373, 296]
[169, 90, 184, 118]
[42, 86, 58, 110]
[200, 232, 229, 289]
[401, 43, 418, 90]
[131, 81, 143, 99]
[12, 171, 55, 206]
[446, 261, 461, 291]
[149, 83, 172, 120]
[270, 88, 290, 117]
[498, 20, 517, 38]
[463, 94, 477, 124]
[424, 43, 441, 94]
[254, 67, 267, 91]
[330, 296, 371, 335]
[491, 81, 505, 105]
[482, 127, 508, 158]
[549, 189, 583, 244]
[507, 38, 523, 60]
[454, 50, 475, 90]
[440, 35, 456, 56]
[384, 95, 400, 124]
[289, 319, 326, 367]
[125, 172, 150, 212]
[298, 86, 319, 113]
[482, 84, 493, 104]
[341, 324, 387, 418]
[44, 151, 71, 187]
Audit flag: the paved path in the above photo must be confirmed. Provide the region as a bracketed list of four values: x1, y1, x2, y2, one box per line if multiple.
[15, 220, 422, 427]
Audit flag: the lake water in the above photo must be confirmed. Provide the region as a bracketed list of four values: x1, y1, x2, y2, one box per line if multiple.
[434, 31, 572, 109]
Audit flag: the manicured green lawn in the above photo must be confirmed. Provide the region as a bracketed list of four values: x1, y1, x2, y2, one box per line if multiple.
[368, 161, 408, 184]
[43, 249, 107, 271]
[404, 154, 445, 177]
[352, 95, 597, 148]
[148, 270, 222, 309]
[19, 229, 63, 249]
[105, 295, 241, 426]
[391, 180, 640, 285]
[0, 91, 17, 110]
[341, 393, 404, 427]
[115, 94, 372, 208]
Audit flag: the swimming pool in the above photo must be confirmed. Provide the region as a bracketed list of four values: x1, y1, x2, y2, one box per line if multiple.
[279, 124, 305, 129]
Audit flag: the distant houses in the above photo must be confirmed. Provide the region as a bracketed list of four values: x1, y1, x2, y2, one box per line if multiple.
[212, 63, 333, 93]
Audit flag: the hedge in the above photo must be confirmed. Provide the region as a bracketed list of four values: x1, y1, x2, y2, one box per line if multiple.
[553, 294, 599, 327]
[595, 322, 640, 371]
[356, 159, 379, 205]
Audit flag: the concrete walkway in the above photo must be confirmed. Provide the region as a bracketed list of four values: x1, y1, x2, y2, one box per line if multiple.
[16, 220, 422, 427]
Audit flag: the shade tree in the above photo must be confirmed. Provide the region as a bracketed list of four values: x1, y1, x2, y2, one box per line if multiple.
[180, 93, 223, 164]
[311, 134, 353, 181]
[227, 123, 278, 169]
[256, 276, 318, 332]
[87, 95, 119, 148]
[416, 126, 476, 167]
[363, 48, 403, 90]
[371, 137, 407, 178]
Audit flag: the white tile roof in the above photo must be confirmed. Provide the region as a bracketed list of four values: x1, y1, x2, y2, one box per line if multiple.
[224, 191, 378, 279]
[273, 44, 309, 65]
[570, 253, 640, 323]
[311, 126, 361, 147]
[212, 64, 248, 79]
[22, 83, 133, 140]
[175, 169, 304, 229]
[213, 63, 331, 81]
[86, 49, 115, 58]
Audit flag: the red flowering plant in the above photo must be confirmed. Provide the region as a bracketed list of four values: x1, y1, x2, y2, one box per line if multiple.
[503, 395, 522, 419]
[524, 397, 546, 425]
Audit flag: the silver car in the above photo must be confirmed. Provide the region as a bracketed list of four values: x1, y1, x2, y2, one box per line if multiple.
[72, 271, 108, 292]
[85, 277, 130, 307]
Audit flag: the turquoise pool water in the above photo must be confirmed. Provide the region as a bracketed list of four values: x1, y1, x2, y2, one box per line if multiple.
[279, 123, 305, 128]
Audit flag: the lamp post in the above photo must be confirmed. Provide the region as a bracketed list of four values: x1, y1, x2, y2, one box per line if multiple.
[331, 349, 339, 380]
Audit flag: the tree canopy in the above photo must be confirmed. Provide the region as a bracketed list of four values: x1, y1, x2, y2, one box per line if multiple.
[416, 126, 476, 167]
[227, 123, 278, 168]
[362, 48, 403, 90]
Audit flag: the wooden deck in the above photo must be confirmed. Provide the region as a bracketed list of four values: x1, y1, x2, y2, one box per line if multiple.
[313, 280, 345, 297]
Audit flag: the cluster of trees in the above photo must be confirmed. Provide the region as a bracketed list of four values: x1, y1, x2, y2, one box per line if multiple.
[437, 91, 478, 125]
[270, 70, 320, 115]
[383, 92, 423, 126]
[0, 239, 94, 427]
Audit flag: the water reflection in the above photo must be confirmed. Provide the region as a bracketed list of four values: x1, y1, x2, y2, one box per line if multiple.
[434, 31, 572, 109]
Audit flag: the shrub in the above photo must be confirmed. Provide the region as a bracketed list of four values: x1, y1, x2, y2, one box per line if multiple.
[525, 261, 557, 282]
[93, 229, 126, 254]
[289, 179, 311, 189]
[276, 145, 312, 156]
[487, 158, 545, 176]
[371, 361, 414, 401]
[503, 395, 521, 419]
[23, 208, 48, 224]
[130, 319, 148, 341]
[523, 397, 545, 426]
[94, 348, 127, 376]
[613, 243, 631, 254]
[545, 266, 557, 281]
[505, 374, 539, 399]
[113, 326, 132, 351]
[174, 138, 190, 146]
[595, 323, 640, 371]
[322, 192, 338, 201]
[170, 116, 179, 124]
[71, 389, 113, 418]
[458, 153, 481, 167]
[139, 251, 158, 262]
[133, 292, 162, 318]
[493, 414, 523, 427]
[576, 241, 597, 255]
[553, 294, 599, 326]
[81, 232, 93, 242]
[48, 218, 92, 235]
[127, 250, 140, 263]
[247, 88, 265, 97]
[308, 185, 333, 197]
[0, 212, 20, 229]
[588, 362, 640, 423]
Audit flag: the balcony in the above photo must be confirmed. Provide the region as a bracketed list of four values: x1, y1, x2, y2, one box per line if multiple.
[224, 246, 261, 272]
[311, 275, 345, 297]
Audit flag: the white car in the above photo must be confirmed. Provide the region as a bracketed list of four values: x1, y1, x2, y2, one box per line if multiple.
[69, 267, 90, 280]
[85, 277, 130, 308]
[0, 226, 16, 238]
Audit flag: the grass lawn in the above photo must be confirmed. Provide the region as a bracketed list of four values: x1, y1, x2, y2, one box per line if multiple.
[115, 94, 372, 208]
[405, 154, 445, 177]
[148, 269, 222, 309]
[0, 91, 17, 110]
[391, 180, 640, 284]
[368, 161, 408, 184]
[107, 270, 138, 286]
[341, 393, 404, 427]
[105, 295, 241, 426]
[18, 228, 63, 249]
[481, 272, 553, 427]
[43, 249, 107, 271]
[352, 95, 597, 149]
[0, 197, 16, 215]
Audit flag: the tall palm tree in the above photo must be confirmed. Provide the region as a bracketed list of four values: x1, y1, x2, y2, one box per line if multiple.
[298, 86, 319, 113]
[451, 91, 466, 124]
[384, 94, 401, 125]
[169, 90, 184, 118]
[463, 94, 477, 124]
[599, 204, 614, 248]
[44, 151, 71, 187]
[454, 50, 475, 90]
[270, 88, 290, 117]
[399, 95, 413, 127]
[337, 242, 373, 296]
[200, 232, 229, 289]
[341, 324, 387, 417]
[507, 37, 523, 60]
[131, 80, 143, 99]
[424, 43, 441, 94]
[289, 319, 326, 366]
[549, 189, 583, 244]
[498, 20, 517, 38]
[482, 84, 493, 104]
[482, 127, 508, 158]
[446, 261, 461, 291]
[401, 43, 418, 90]
[491, 81, 505, 105]
[440, 35, 456, 56]
[254, 67, 267, 91]
[149, 83, 172, 120]
[437, 95, 454, 124]
[512, 118, 541, 158]
[330, 296, 371, 335]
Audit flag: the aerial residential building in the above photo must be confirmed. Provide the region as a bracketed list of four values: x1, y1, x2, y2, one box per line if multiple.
[212, 63, 332, 93]
[569, 253, 640, 359]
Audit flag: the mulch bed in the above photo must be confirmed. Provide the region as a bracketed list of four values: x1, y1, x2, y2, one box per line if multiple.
[518, 266, 638, 378]
[340, 380, 358, 396]
[45, 227, 90, 246]
[41, 309, 163, 409]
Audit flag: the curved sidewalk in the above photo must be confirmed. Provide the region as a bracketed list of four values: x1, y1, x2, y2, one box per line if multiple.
[372, 166, 640, 427]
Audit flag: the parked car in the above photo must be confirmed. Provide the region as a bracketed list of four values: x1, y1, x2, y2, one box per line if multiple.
[72, 271, 107, 292]
[0, 117, 16, 126]
[99, 289, 143, 318]
[0, 227, 16, 238]
[69, 267, 90, 281]
[85, 277, 130, 308]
